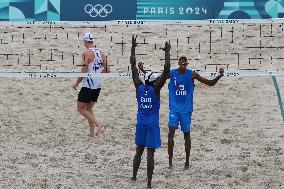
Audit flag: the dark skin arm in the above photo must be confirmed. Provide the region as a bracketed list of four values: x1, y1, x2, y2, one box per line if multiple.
[192, 68, 224, 86]
[130, 35, 143, 89]
[154, 41, 171, 93]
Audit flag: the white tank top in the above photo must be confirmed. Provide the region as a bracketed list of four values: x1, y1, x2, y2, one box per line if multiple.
[82, 48, 103, 89]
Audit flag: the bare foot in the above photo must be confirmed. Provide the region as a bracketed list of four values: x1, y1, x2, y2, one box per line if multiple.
[88, 134, 96, 138]
[94, 124, 103, 136]
[184, 163, 189, 170]
[89, 125, 95, 137]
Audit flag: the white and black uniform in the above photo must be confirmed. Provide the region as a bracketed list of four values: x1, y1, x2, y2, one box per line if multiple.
[78, 48, 104, 103]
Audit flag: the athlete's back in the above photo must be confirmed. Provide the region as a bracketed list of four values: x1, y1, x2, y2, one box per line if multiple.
[82, 48, 104, 89]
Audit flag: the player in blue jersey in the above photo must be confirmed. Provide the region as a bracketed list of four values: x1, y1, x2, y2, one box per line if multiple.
[139, 55, 224, 170]
[168, 56, 224, 170]
[130, 35, 170, 189]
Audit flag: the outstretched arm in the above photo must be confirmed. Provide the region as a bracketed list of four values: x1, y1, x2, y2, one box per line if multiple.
[130, 35, 143, 89]
[192, 68, 224, 86]
[155, 41, 171, 90]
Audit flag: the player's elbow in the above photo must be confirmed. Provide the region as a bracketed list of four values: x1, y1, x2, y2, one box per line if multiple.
[209, 81, 218, 86]
[164, 65, 170, 73]
[81, 67, 88, 73]
[205, 81, 215, 86]
[103, 67, 111, 73]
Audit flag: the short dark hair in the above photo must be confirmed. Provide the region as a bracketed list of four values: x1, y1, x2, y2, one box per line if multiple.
[179, 56, 187, 62]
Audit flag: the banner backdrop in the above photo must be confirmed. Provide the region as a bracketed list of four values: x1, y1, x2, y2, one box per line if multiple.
[0, 0, 283, 21]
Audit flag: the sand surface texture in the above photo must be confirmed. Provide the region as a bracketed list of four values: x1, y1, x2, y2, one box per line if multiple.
[0, 24, 283, 188]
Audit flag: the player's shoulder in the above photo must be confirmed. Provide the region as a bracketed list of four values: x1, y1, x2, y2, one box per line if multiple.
[170, 68, 178, 74]
[191, 70, 200, 79]
[186, 69, 194, 74]
[137, 83, 145, 91]
[84, 49, 94, 55]
[186, 68, 193, 72]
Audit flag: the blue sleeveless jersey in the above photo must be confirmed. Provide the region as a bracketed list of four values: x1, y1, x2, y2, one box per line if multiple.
[168, 69, 195, 113]
[136, 85, 160, 126]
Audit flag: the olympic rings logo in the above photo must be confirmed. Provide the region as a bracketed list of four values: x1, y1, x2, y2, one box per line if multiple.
[84, 4, 113, 18]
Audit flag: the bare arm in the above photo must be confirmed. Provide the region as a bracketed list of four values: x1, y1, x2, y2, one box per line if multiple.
[192, 68, 224, 86]
[130, 35, 143, 89]
[155, 41, 171, 90]
[100, 50, 111, 73]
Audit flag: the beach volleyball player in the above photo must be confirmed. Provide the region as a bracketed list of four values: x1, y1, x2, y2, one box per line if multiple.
[72, 32, 110, 137]
[168, 56, 224, 170]
[130, 35, 170, 188]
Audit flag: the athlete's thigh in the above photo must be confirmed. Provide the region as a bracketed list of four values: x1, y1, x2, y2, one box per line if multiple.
[86, 101, 95, 111]
[90, 88, 101, 103]
[135, 124, 147, 146]
[179, 112, 192, 133]
[77, 101, 88, 110]
[77, 87, 91, 103]
[168, 110, 179, 128]
[146, 125, 161, 149]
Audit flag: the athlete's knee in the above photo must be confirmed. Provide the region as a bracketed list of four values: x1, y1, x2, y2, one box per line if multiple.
[86, 106, 93, 112]
[77, 104, 84, 113]
[184, 132, 191, 140]
[86, 102, 94, 111]
[88, 118, 95, 125]
[134, 151, 143, 159]
[168, 129, 175, 143]
[133, 155, 142, 163]
[168, 128, 176, 138]
[147, 149, 155, 170]
[86, 107, 92, 112]
[147, 148, 155, 158]
[147, 158, 154, 171]
[135, 145, 144, 158]
[184, 132, 191, 152]
[168, 133, 173, 139]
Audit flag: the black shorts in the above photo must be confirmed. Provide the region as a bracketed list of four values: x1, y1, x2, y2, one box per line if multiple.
[77, 87, 101, 103]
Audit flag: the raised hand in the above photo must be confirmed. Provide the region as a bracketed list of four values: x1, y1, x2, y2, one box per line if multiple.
[72, 82, 78, 90]
[161, 41, 171, 52]
[132, 35, 138, 48]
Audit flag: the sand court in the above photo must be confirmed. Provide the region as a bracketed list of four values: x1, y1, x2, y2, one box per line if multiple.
[0, 23, 283, 188]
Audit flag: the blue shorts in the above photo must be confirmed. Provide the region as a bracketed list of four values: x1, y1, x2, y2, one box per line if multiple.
[135, 124, 161, 149]
[168, 110, 192, 133]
